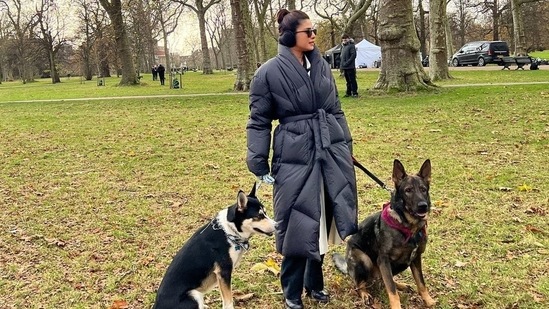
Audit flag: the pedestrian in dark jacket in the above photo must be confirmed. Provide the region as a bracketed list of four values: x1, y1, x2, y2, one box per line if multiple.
[157, 64, 165, 85]
[152, 65, 158, 81]
[340, 34, 358, 97]
[246, 9, 358, 309]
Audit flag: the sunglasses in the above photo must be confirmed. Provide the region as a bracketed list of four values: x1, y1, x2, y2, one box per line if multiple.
[295, 28, 317, 38]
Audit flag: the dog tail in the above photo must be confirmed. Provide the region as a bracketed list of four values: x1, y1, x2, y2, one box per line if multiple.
[331, 253, 348, 275]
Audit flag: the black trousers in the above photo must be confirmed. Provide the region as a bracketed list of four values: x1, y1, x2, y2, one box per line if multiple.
[343, 68, 358, 95]
[280, 190, 334, 300]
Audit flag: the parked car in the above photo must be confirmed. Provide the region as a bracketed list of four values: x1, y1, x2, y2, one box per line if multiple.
[451, 41, 510, 67]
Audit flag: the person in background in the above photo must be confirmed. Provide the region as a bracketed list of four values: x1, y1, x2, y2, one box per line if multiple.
[246, 8, 358, 309]
[152, 65, 158, 81]
[340, 34, 358, 97]
[157, 64, 165, 85]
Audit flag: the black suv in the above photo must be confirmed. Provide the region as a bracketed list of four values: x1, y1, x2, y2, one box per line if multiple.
[451, 41, 510, 67]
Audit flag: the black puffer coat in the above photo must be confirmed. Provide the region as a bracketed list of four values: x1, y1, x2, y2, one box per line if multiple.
[246, 44, 358, 261]
[340, 40, 356, 70]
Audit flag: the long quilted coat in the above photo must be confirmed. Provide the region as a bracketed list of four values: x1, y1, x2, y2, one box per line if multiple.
[246, 44, 358, 261]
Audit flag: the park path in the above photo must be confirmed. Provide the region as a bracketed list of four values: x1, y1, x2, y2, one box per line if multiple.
[2, 81, 548, 104]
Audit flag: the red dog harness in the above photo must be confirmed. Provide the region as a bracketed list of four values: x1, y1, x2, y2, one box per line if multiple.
[381, 202, 427, 244]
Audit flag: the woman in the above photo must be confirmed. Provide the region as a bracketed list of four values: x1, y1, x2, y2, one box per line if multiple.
[246, 9, 358, 309]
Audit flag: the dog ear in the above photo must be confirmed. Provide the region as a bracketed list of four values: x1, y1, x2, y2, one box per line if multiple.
[249, 182, 257, 198]
[237, 190, 248, 213]
[418, 159, 431, 184]
[392, 159, 407, 186]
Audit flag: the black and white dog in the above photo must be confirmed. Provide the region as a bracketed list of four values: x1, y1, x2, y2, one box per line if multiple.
[153, 184, 276, 309]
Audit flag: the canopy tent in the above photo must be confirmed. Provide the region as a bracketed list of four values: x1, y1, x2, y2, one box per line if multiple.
[355, 39, 381, 68]
[324, 44, 342, 69]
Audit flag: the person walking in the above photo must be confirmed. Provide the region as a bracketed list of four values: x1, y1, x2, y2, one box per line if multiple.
[246, 9, 358, 309]
[152, 65, 158, 81]
[157, 64, 165, 85]
[340, 34, 358, 97]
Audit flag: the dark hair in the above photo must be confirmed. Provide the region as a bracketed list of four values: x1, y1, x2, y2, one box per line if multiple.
[341, 34, 350, 39]
[276, 9, 310, 47]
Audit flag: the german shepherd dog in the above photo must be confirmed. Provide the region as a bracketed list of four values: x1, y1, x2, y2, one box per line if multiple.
[153, 184, 276, 309]
[333, 159, 435, 308]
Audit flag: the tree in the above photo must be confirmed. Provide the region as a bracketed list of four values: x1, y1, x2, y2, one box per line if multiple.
[510, 0, 542, 55]
[98, 0, 138, 85]
[429, 0, 451, 81]
[229, 0, 253, 90]
[174, 0, 220, 74]
[0, 0, 39, 83]
[482, 0, 508, 41]
[374, 0, 434, 91]
[153, 0, 185, 87]
[417, 0, 428, 60]
[35, 0, 66, 84]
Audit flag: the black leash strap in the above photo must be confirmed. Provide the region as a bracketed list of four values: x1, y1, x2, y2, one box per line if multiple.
[352, 156, 392, 192]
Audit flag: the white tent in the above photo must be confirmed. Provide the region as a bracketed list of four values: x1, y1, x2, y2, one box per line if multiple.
[355, 39, 381, 68]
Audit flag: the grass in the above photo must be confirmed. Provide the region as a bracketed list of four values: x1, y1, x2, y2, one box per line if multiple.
[0, 69, 548, 309]
[529, 50, 549, 59]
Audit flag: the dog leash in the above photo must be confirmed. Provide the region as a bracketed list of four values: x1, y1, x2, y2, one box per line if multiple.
[352, 156, 392, 193]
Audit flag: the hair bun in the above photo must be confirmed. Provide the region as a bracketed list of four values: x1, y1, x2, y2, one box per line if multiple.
[276, 9, 290, 24]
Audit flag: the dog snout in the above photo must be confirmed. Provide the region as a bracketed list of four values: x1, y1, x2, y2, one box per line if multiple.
[417, 201, 429, 213]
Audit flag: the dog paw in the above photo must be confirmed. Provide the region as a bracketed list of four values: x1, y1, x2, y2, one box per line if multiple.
[358, 289, 373, 304]
[423, 297, 436, 307]
[394, 281, 412, 291]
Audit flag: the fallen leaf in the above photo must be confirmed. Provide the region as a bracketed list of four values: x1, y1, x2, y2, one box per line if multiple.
[517, 184, 533, 192]
[234, 292, 254, 302]
[250, 257, 280, 276]
[525, 225, 544, 234]
[110, 299, 129, 309]
[454, 260, 468, 268]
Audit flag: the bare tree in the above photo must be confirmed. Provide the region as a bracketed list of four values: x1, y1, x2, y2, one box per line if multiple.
[0, 0, 38, 83]
[417, 0, 428, 60]
[153, 0, 184, 86]
[510, 0, 542, 55]
[35, 0, 67, 84]
[450, 0, 482, 47]
[250, 0, 272, 63]
[98, 0, 138, 85]
[482, 0, 509, 41]
[229, 0, 252, 90]
[0, 10, 11, 82]
[205, 2, 229, 69]
[374, 0, 434, 91]
[75, 0, 106, 80]
[127, 0, 158, 73]
[173, 0, 220, 74]
[429, 0, 452, 81]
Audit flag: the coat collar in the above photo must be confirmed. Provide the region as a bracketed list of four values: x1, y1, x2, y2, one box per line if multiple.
[277, 44, 320, 78]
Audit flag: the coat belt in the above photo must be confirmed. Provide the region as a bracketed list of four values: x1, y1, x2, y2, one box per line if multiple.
[279, 109, 331, 149]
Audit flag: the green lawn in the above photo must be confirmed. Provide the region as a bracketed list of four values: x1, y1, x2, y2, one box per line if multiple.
[529, 50, 549, 59]
[0, 69, 548, 308]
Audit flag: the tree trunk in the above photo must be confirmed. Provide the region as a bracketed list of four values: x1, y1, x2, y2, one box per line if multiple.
[428, 0, 451, 81]
[374, 0, 434, 91]
[418, 0, 428, 60]
[99, 0, 138, 85]
[445, 15, 454, 59]
[48, 49, 60, 83]
[230, 0, 253, 91]
[511, 0, 527, 55]
[198, 11, 213, 74]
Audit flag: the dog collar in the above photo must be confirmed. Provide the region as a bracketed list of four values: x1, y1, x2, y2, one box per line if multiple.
[205, 218, 250, 251]
[381, 202, 426, 244]
[226, 234, 250, 251]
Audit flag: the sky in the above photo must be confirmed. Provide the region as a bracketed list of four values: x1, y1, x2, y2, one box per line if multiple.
[53, 1, 199, 57]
